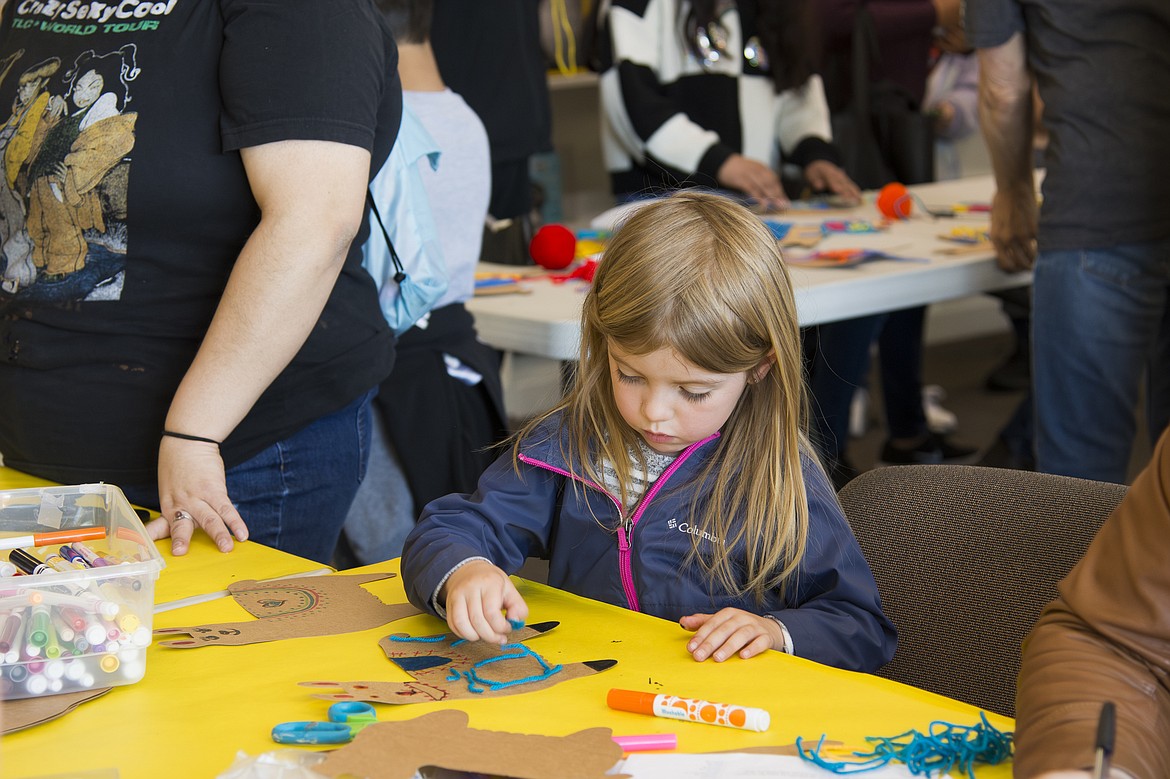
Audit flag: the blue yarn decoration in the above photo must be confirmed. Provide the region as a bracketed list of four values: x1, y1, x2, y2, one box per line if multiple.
[462, 669, 486, 694]
[385, 633, 563, 695]
[462, 642, 562, 694]
[796, 712, 1013, 779]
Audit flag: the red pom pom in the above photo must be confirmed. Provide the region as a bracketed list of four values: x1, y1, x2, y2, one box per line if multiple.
[876, 182, 912, 219]
[529, 224, 577, 270]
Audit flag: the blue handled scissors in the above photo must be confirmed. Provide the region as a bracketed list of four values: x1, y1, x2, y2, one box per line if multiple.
[271, 701, 378, 745]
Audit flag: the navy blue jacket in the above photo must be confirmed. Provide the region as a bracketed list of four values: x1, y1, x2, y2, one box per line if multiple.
[401, 414, 896, 672]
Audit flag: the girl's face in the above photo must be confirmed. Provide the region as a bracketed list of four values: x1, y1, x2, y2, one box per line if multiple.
[608, 341, 756, 455]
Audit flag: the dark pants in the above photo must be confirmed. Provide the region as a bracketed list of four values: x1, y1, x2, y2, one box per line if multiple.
[805, 307, 928, 464]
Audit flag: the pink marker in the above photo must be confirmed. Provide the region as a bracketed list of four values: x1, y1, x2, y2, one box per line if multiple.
[70, 541, 111, 567]
[612, 733, 677, 752]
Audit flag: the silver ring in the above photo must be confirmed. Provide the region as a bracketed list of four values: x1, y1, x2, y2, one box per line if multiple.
[172, 509, 195, 525]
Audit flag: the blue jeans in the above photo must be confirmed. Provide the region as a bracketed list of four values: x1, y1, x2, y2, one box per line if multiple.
[336, 404, 417, 568]
[122, 389, 375, 564]
[1032, 239, 1170, 483]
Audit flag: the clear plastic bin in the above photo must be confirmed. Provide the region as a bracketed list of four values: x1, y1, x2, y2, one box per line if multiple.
[0, 484, 165, 700]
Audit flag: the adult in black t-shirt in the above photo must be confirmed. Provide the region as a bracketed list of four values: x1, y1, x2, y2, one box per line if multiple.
[0, 1, 402, 564]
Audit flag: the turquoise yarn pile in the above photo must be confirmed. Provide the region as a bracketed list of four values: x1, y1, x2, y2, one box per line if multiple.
[796, 712, 1013, 778]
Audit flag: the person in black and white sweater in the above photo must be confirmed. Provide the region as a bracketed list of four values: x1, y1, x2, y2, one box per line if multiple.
[596, 0, 859, 206]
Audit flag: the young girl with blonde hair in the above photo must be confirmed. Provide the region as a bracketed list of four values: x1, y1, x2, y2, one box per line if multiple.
[401, 191, 895, 671]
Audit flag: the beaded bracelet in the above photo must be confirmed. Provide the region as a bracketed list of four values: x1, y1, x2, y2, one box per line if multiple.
[161, 430, 221, 446]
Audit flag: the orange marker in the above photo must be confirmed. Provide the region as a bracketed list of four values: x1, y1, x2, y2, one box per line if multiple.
[607, 688, 770, 732]
[0, 526, 106, 552]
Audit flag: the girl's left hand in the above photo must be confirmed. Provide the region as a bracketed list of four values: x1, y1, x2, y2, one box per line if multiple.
[803, 160, 862, 205]
[680, 608, 785, 662]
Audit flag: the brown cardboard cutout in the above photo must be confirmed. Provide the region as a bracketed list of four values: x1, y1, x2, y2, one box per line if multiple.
[1, 687, 110, 734]
[778, 224, 825, 248]
[302, 621, 616, 704]
[154, 572, 421, 648]
[316, 709, 627, 779]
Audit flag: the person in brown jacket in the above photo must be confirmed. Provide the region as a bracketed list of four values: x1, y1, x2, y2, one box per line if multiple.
[1014, 429, 1170, 777]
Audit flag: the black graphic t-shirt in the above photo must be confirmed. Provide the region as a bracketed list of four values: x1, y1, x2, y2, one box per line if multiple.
[0, 0, 402, 483]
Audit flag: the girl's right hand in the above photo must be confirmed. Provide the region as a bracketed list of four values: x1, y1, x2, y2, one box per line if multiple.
[440, 560, 529, 645]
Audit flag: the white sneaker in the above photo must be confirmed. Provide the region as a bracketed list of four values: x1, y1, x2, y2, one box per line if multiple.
[849, 387, 870, 438]
[923, 384, 958, 435]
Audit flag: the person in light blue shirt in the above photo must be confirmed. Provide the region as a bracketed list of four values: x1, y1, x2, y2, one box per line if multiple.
[337, 0, 506, 568]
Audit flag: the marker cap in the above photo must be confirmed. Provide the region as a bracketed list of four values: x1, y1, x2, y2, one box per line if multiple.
[607, 688, 658, 714]
[25, 674, 48, 695]
[738, 707, 770, 732]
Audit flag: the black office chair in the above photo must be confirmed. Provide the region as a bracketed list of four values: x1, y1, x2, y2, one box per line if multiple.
[837, 464, 1128, 717]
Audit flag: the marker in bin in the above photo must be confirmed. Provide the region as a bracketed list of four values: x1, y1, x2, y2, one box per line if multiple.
[0, 526, 106, 552]
[607, 688, 770, 732]
[58, 546, 92, 569]
[8, 549, 51, 576]
[69, 541, 111, 568]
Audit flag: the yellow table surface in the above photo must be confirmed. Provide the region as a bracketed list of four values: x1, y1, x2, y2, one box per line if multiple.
[1, 554, 1015, 779]
[151, 535, 333, 609]
[0, 470, 58, 492]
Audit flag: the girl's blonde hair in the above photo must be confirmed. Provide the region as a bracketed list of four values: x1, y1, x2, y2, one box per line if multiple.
[514, 190, 813, 601]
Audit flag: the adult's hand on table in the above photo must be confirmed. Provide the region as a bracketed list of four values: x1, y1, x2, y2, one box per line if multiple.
[717, 153, 790, 211]
[147, 436, 249, 555]
[803, 160, 862, 205]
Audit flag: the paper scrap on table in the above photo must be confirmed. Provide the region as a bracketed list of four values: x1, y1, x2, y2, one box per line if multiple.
[316, 709, 624, 779]
[154, 572, 421, 648]
[1, 687, 111, 734]
[614, 752, 949, 779]
[785, 248, 927, 268]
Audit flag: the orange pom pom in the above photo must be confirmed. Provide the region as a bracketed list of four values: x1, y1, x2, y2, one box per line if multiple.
[877, 182, 912, 220]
